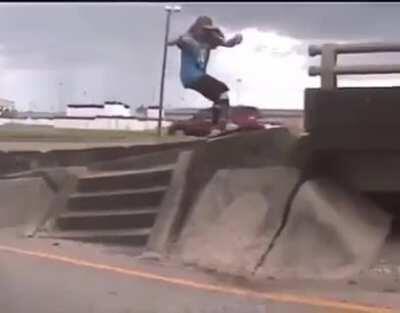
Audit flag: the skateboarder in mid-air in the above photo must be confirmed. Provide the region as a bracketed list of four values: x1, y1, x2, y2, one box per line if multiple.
[168, 16, 243, 136]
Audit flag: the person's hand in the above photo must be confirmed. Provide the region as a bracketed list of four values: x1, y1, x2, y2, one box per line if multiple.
[233, 33, 243, 45]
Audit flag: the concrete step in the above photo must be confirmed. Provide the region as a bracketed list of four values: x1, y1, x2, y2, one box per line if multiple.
[56, 208, 158, 231]
[78, 165, 174, 192]
[40, 228, 152, 246]
[68, 187, 167, 211]
[87, 147, 185, 172]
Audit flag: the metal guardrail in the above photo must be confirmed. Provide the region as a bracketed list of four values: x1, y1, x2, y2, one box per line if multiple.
[308, 43, 400, 90]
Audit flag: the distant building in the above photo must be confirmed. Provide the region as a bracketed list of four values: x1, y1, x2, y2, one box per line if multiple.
[0, 98, 15, 109]
[67, 104, 105, 118]
[103, 101, 131, 117]
[135, 105, 147, 117]
[66, 101, 131, 118]
[0, 98, 16, 117]
[144, 106, 165, 120]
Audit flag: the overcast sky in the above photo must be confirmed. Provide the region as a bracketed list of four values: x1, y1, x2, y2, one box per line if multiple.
[1, 2, 400, 112]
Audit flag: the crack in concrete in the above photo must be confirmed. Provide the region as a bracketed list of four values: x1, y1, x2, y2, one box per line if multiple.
[252, 179, 304, 275]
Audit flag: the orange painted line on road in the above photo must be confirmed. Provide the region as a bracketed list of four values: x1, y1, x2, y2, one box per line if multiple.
[0, 244, 396, 313]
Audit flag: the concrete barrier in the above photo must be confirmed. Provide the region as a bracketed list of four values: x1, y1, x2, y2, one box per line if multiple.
[176, 166, 300, 276]
[0, 177, 54, 234]
[257, 179, 392, 279]
[0, 167, 87, 237]
[171, 128, 297, 245]
[147, 150, 194, 254]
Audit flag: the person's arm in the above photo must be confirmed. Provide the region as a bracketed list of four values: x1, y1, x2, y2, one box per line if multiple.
[167, 37, 180, 46]
[168, 34, 200, 53]
[205, 29, 242, 49]
[219, 33, 243, 48]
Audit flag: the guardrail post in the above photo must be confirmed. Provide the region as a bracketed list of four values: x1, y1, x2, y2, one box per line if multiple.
[309, 42, 400, 89]
[320, 44, 337, 90]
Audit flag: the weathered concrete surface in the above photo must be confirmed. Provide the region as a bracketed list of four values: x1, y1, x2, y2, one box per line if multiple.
[0, 177, 54, 232]
[304, 87, 400, 151]
[1, 167, 87, 237]
[30, 167, 87, 237]
[314, 151, 400, 193]
[172, 128, 297, 246]
[147, 150, 193, 254]
[0, 139, 200, 175]
[87, 146, 186, 172]
[258, 179, 392, 280]
[177, 166, 300, 276]
[305, 87, 400, 131]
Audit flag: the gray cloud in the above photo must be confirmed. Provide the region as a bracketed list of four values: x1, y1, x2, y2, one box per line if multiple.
[0, 3, 399, 111]
[181, 2, 400, 41]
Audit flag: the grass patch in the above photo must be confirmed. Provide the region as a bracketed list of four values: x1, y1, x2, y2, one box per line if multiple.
[0, 124, 176, 143]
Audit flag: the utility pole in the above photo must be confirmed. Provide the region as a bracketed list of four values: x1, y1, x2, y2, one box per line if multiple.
[157, 5, 181, 136]
[236, 78, 242, 104]
[58, 82, 63, 112]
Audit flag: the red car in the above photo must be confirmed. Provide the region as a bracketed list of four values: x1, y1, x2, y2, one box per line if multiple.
[168, 105, 266, 137]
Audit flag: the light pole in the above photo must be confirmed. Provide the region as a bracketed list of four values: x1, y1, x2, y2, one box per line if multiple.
[58, 82, 63, 112]
[236, 78, 242, 105]
[157, 4, 181, 136]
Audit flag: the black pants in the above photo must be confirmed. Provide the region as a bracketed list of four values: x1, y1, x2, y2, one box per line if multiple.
[189, 75, 230, 125]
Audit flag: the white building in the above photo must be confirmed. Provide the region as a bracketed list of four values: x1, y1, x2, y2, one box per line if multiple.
[0, 98, 15, 109]
[103, 101, 131, 117]
[0, 98, 16, 117]
[66, 101, 131, 118]
[146, 105, 165, 119]
[67, 104, 105, 118]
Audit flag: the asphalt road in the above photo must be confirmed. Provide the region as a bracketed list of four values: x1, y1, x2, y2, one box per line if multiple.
[0, 228, 398, 313]
[0, 243, 266, 313]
